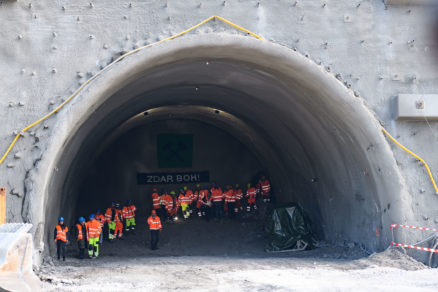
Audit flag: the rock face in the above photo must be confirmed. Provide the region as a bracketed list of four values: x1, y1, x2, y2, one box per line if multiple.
[0, 1, 438, 263]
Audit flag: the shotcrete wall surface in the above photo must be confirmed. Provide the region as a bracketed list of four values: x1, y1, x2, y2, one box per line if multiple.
[0, 1, 437, 263]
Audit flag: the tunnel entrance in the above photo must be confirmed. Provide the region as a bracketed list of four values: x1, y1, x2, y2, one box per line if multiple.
[75, 106, 268, 218]
[37, 35, 412, 258]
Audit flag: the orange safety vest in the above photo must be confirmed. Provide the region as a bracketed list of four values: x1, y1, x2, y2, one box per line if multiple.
[114, 209, 124, 223]
[152, 193, 161, 209]
[56, 224, 68, 242]
[147, 216, 162, 230]
[186, 190, 194, 203]
[104, 207, 112, 223]
[246, 187, 257, 199]
[235, 189, 243, 200]
[261, 180, 271, 194]
[210, 188, 223, 202]
[76, 223, 84, 240]
[86, 219, 102, 239]
[123, 205, 136, 219]
[96, 214, 105, 227]
[225, 189, 236, 203]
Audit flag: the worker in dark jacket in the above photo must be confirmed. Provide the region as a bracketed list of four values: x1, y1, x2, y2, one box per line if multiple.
[75, 217, 88, 259]
[54, 217, 69, 261]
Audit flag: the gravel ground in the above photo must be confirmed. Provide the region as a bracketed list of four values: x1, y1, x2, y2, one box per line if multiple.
[36, 216, 438, 291]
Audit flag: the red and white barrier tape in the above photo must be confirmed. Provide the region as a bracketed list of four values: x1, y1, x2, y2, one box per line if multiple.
[390, 241, 438, 254]
[390, 224, 438, 232]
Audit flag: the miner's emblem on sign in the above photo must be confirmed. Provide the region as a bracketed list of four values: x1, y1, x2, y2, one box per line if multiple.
[157, 134, 193, 168]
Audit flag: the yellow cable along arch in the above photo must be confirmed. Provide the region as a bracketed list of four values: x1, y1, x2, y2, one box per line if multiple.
[0, 16, 436, 194]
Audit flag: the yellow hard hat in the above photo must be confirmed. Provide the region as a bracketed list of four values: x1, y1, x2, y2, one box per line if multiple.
[247, 183, 251, 188]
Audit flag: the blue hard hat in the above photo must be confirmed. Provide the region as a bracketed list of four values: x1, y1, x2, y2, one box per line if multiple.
[59, 217, 64, 222]
[78, 217, 85, 223]
[89, 214, 96, 219]
[96, 208, 101, 213]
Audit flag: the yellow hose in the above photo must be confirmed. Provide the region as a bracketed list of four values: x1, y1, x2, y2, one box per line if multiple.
[0, 16, 436, 196]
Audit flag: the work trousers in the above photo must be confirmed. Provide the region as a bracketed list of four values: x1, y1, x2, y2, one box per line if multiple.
[181, 203, 190, 219]
[88, 237, 99, 258]
[125, 218, 136, 231]
[77, 239, 87, 259]
[226, 202, 236, 218]
[108, 221, 123, 239]
[213, 201, 223, 218]
[150, 230, 160, 250]
[56, 240, 66, 260]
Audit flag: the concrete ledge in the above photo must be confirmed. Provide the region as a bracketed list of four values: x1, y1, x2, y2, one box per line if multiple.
[396, 94, 438, 120]
[386, 0, 436, 5]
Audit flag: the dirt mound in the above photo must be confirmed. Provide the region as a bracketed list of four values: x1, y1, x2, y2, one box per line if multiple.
[358, 249, 428, 271]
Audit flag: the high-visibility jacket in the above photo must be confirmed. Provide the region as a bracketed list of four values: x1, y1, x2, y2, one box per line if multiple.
[113, 209, 124, 223]
[185, 190, 194, 203]
[235, 189, 243, 200]
[246, 187, 257, 199]
[224, 189, 236, 203]
[104, 207, 113, 223]
[86, 219, 102, 239]
[96, 214, 105, 227]
[163, 194, 173, 211]
[123, 204, 136, 219]
[147, 216, 162, 230]
[261, 179, 271, 195]
[55, 224, 68, 242]
[178, 193, 191, 205]
[197, 190, 208, 203]
[152, 192, 161, 209]
[210, 187, 223, 202]
[76, 223, 84, 240]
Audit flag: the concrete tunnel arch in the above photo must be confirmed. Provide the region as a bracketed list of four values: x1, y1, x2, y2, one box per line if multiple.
[28, 34, 415, 257]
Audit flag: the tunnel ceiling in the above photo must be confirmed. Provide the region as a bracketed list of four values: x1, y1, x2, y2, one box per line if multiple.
[40, 35, 412, 252]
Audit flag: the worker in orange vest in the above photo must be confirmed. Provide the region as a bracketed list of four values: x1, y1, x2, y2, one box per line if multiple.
[104, 202, 115, 241]
[210, 183, 224, 219]
[246, 183, 258, 212]
[113, 203, 124, 239]
[260, 176, 272, 202]
[75, 217, 87, 260]
[165, 191, 176, 221]
[178, 188, 191, 220]
[152, 188, 161, 218]
[54, 216, 68, 261]
[147, 210, 162, 250]
[86, 214, 102, 258]
[123, 200, 136, 232]
[235, 184, 244, 213]
[95, 209, 105, 244]
[196, 187, 208, 217]
[224, 185, 236, 218]
[184, 186, 195, 214]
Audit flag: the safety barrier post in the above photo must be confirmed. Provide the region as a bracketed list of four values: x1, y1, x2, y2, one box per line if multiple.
[0, 187, 5, 225]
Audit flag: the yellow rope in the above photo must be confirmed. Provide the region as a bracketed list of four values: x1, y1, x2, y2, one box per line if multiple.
[381, 127, 438, 194]
[0, 16, 436, 195]
[0, 16, 260, 165]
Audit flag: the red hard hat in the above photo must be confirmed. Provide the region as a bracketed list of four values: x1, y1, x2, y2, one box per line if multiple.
[151, 210, 157, 214]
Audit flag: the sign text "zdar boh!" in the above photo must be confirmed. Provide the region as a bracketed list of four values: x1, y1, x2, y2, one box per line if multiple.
[137, 171, 210, 185]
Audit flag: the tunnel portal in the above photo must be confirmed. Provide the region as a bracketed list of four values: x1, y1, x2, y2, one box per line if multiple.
[38, 36, 411, 255]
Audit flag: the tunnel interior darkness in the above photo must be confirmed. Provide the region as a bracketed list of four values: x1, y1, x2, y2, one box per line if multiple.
[74, 107, 268, 218]
[42, 39, 406, 254]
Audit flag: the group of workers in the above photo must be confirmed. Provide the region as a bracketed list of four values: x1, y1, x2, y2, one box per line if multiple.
[53, 176, 272, 259]
[151, 176, 272, 222]
[54, 200, 139, 260]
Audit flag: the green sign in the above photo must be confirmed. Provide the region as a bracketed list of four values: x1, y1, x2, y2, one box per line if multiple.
[157, 134, 193, 168]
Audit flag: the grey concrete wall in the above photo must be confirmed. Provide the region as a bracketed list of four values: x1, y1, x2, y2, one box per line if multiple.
[0, 0, 437, 261]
